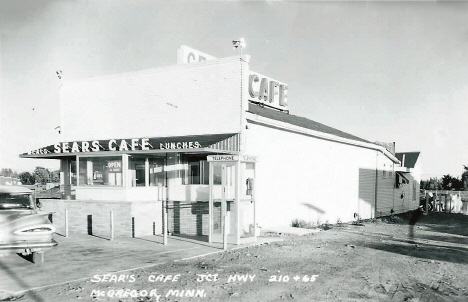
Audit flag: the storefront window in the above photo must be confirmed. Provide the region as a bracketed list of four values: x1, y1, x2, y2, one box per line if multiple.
[78, 156, 123, 186]
[128, 156, 165, 187]
[149, 157, 165, 186]
[183, 155, 209, 185]
[129, 156, 146, 187]
[70, 159, 77, 186]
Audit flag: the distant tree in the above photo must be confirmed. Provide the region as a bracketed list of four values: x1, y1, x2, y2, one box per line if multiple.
[441, 174, 462, 190]
[462, 165, 468, 190]
[50, 170, 60, 183]
[0, 168, 13, 177]
[421, 177, 442, 190]
[441, 175, 451, 190]
[452, 177, 463, 190]
[33, 166, 50, 185]
[421, 179, 432, 190]
[19, 172, 35, 185]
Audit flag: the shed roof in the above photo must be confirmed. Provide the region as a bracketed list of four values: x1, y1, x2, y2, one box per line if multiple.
[247, 103, 371, 144]
[395, 152, 420, 168]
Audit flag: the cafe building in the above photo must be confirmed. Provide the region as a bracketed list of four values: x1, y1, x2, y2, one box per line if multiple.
[21, 46, 414, 244]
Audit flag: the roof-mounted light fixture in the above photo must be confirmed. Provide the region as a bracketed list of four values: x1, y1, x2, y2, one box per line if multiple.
[232, 38, 246, 56]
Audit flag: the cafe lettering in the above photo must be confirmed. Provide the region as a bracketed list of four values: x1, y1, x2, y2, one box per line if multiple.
[47, 138, 202, 154]
[248, 73, 288, 108]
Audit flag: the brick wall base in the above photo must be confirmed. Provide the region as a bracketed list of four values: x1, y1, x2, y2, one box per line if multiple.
[166, 201, 236, 236]
[40, 199, 162, 238]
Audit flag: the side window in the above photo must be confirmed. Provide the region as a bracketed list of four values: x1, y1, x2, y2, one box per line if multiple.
[182, 155, 209, 185]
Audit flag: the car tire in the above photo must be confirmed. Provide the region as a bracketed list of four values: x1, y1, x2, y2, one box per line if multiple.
[32, 252, 44, 264]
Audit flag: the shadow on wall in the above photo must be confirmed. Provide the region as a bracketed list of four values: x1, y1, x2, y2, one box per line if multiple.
[192, 202, 209, 236]
[184, 185, 209, 202]
[301, 203, 326, 215]
[358, 168, 378, 220]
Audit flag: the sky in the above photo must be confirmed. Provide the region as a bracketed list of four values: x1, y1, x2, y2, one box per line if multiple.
[1, 0, 468, 179]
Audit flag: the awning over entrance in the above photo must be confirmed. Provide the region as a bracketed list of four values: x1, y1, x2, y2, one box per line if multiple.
[20, 133, 240, 159]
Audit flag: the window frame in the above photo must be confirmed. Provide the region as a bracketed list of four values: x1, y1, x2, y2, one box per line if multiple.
[77, 155, 124, 187]
[182, 154, 209, 185]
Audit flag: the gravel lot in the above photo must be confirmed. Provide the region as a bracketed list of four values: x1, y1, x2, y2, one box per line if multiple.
[3, 212, 468, 302]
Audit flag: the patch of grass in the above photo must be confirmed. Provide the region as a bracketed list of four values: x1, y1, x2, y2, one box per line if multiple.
[336, 218, 343, 227]
[291, 218, 334, 230]
[291, 219, 315, 229]
[319, 220, 332, 230]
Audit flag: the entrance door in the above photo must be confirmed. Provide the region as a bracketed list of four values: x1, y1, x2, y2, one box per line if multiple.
[209, 162, 238, 243]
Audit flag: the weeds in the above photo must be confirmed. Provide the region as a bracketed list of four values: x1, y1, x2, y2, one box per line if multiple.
[291, 218, 333, 230]
[319, 220, 332, 230]
[291, 219, 315, 229]
[336, 218, 343, 226]
[352, 213, 361, 225]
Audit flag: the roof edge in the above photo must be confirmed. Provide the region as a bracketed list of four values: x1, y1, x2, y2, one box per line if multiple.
[246, 111, 400, 163]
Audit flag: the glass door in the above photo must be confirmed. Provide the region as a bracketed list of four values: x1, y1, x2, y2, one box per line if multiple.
[209, 162, 238, 243]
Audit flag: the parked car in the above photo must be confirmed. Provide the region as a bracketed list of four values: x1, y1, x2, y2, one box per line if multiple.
[0, 186, 57, 263]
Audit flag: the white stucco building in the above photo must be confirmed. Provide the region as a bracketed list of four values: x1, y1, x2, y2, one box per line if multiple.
[21, 46, 419, 244]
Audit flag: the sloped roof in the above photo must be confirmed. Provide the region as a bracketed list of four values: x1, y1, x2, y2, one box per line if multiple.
[247, 103, 370, 144]
[395, 152, 420, 168]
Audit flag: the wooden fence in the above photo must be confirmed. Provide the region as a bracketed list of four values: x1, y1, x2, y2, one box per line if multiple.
[422, 190, 468, 213]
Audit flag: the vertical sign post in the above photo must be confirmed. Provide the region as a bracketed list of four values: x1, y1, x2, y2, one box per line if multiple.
[110, 210, 114, 241]
[65, 209, 69, 237]
[159, 184, 168, 246]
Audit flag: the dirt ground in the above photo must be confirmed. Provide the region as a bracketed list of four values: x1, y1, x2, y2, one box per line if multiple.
[7, 212, 468, 302]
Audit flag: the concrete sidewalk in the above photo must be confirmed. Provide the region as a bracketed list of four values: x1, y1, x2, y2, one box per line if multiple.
[0, 233, 281, 296]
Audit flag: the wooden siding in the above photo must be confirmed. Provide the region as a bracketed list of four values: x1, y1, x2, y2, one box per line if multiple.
[358, 168, 376, 220]
[376, 156, 396, 217]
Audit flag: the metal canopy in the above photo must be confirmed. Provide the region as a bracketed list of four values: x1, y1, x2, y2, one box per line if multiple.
[20, 133, 240, 159]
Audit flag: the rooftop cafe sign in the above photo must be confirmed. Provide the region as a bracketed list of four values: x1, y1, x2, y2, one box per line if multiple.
[177, 45, 217, 64]
[248, 72, 288, 109]
[177, 45, 288, 111]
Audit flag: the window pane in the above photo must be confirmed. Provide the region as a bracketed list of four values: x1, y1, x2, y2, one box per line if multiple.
[70, 160, 77, 186]
[78, 157, 122, 186]
[213, 165, 222, 185]
[182, 155, 209, 185]
[201, 160, 209, 185]
[149, 158, 165, 186]
[128, 156, 146, 187]
[189, 161, 200, 184]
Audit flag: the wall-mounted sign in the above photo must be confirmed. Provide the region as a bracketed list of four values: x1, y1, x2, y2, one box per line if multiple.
[49, 139, 201, 154]
[241, 155, 257, 162]
[107, 160, 122, 173]
[177, 45, 217, 64]
[24, 133, 239, 156]
[207, 154, 257, 162]
[207, 155, 239, 162]
[177, 45, 289, 111]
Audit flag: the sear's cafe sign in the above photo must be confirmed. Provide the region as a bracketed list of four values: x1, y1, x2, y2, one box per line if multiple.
[27, 138, 202, 155]
[178, 45, 288, 111]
